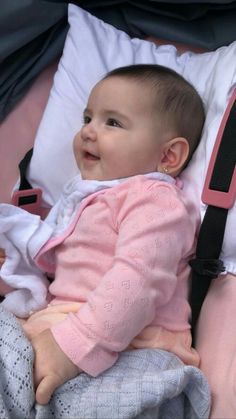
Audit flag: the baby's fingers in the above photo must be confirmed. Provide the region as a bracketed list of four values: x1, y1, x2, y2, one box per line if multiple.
[36, 374, 62, 405]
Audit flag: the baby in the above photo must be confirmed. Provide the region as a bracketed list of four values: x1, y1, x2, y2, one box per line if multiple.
[0, 64, 205, 405]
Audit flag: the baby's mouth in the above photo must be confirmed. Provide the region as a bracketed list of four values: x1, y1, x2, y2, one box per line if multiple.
[83, 151, 100, 160]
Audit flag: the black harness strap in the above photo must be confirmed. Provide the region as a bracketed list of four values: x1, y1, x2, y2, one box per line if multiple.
[18, 148, 34, 191]
[190, 93, 236, 340]
[11, 147, 43, 215]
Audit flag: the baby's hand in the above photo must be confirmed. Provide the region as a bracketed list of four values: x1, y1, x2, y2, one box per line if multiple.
[31, 328, 82, 405]
[0, 248, 5, 266]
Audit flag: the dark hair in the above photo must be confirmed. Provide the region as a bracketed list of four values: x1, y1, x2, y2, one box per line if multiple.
[104, 64, 205, 164]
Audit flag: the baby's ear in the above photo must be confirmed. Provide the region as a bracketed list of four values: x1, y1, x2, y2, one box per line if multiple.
[157, 137, 189, 176]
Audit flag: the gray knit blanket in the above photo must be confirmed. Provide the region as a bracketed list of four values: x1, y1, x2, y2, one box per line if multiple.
[0, 307, 210, 419]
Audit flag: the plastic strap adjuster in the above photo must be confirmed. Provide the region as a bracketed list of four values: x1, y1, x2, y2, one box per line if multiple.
[190, 258, 225, 279]
[11, 188, 42, 215]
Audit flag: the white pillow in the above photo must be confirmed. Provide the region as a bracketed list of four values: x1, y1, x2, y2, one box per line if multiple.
[28, 4, 236, 273]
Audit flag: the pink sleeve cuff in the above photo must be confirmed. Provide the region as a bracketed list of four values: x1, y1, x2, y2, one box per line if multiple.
[51, 313, 118, 377]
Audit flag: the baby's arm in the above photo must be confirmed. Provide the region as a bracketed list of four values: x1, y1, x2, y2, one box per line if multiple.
[31, 328, 82, 405]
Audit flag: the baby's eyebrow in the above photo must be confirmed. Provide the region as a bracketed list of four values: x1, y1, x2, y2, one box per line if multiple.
[104, 109, 130, 123]
[83, 107, 91, 115]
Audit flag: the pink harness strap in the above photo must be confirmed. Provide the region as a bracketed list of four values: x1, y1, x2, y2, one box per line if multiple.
[202, 88, 236, 209]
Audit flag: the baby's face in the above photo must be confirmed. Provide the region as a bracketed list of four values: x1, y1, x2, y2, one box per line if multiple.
[73, 76, 165, 181]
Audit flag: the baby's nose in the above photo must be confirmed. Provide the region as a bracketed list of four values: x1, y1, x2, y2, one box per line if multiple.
[81, 122, 97, 141]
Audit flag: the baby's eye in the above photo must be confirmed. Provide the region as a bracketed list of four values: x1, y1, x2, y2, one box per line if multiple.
[83, 115, 91, 124]
[106, 118, 122, 128]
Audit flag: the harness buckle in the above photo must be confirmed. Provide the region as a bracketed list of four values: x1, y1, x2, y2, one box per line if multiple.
[190, 258, 225, 279]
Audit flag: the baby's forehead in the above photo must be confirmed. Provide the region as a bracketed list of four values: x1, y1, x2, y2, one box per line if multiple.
[85, 80, 164, 131]
[93, 75, 134, 90]
[90, 75, 155, 104]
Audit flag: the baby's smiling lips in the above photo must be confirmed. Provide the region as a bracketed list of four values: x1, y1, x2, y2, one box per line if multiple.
[83, 151, 100, 160]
